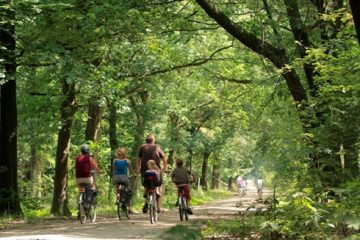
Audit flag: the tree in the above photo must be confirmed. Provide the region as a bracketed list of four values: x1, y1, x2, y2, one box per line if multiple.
[0, 0, 22, 216]
[349, 0, 360, 44]
[194, 0, 359, 186]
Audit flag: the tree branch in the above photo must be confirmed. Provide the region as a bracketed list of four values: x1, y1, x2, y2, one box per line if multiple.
[195, 0, 308, 104]
[120, 45, 233, 79]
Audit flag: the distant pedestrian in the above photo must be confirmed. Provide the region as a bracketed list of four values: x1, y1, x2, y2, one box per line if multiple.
[256, 178, 263, 198]
[236, 176, 246, 197]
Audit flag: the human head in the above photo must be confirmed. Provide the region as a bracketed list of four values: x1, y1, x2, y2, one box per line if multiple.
[175, 158, 184, 167]
[116, 147, 127, 159]
[80, 144, 90, 154]
[147, 159, 158, 170]
[146, 134, 155, 144]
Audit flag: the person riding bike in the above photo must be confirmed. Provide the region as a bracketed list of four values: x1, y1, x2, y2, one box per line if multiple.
[143, 160, 162, 212]
[112, 147, 132, 203]
[75, 144, 101, 191]
[171, 158, 193, 215]
[75, 144, 101, 218]
[136, 134, 167, 213]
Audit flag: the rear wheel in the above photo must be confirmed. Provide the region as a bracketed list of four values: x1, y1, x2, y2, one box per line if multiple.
[179, 197, 184, 221]
[149, 194, 157, 224]
[124, 204, 131, 219]
[89, 204, 96, 222]
[79, 204, 86, 224]
[183, 197, 189, 221]
[117, 202, 125, 220]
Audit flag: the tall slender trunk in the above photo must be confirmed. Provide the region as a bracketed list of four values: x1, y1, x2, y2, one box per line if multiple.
[85, 101, 103, 142]
[108, 101, 119, 201]
[0, 1, 22, 216]
[211, 158, 220, 189]
[129, 92, 148, 193]
[50, 80, 76, 217]
[200, 151, 211, 190]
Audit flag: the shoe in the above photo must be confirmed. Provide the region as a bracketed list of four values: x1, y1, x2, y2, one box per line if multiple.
[142, 203, 148, 214]
[175, 200, 179, 207]
[186, 208, 193, 215]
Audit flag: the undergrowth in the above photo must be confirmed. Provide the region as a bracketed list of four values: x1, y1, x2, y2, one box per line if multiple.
[203, 181, 360, 240]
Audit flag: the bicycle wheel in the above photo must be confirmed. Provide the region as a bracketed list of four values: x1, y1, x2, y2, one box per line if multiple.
[79, 203, 86, 224]
[89, 204, 97, 223]
[124, 204, 131, 219]
[152, 193, 158, 223]
[183, 196, 189, 221]
[178, 197, 184, 221]
[149, 196, 154, 224]
[149, 193, 157, 224]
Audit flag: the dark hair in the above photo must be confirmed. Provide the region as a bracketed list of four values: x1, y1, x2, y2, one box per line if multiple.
[175, 158, 183, 167]
[80, 144, 90, 154]
[146, 134, 155, 143]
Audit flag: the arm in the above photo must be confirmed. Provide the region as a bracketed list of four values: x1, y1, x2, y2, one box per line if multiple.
[161, 157, 168, 172]
[127, 159, 133, 175]
[90, 156, 101, 174]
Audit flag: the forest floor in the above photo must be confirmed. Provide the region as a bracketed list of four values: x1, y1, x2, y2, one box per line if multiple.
[0, 182, 271, 240]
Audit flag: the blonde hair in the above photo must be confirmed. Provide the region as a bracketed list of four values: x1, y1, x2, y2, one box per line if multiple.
[116, 147, 127, 159]
[147, 160, 159, 170]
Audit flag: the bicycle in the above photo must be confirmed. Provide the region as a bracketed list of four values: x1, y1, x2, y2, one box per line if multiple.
[116, 183, 133, 220]
[177, 185, 189, 221]
[78, 183, 97, 224]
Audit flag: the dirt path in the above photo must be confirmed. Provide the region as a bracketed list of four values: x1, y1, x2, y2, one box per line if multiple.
[0, 184, 270, 240]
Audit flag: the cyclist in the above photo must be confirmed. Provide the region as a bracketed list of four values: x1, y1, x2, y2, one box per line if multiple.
[75, 144, 101, 219]
[137, 134, 167, 213]
[75, 144, 101, 191]
[112, 147, 131, 203]
[171, 158, 193, 215]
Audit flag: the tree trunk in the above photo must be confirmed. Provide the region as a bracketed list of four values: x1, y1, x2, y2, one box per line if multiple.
[107, 101, 118, 201]
[200, 151, 211, 190]
[129, 92, 148, 193]
[50, 80, 76, 217]
[109, 101, 119, 159]
[0, 1, 22, 216]
[283, 0, 318, 96]
[85, 101, 103, 143]
[349, 0, 360, 45]
[228, 177, 233, 191]
[211, 158, 220, 189]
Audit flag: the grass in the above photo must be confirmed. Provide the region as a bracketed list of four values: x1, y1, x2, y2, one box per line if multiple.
[161, 224, 203, 240]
